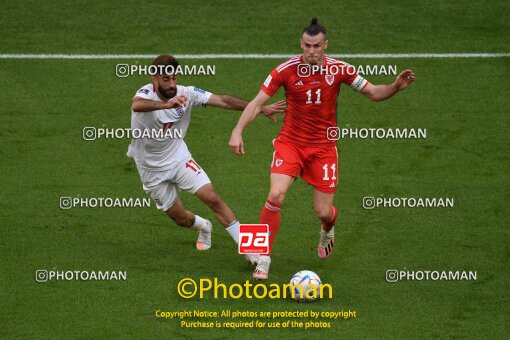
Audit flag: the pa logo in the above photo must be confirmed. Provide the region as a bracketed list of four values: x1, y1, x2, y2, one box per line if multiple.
[238, 224, 269, 254]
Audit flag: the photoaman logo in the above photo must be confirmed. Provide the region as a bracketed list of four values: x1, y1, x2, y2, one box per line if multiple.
[177, 278, 332, 300]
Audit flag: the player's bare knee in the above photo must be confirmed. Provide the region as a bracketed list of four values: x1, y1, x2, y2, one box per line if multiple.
[314, 205, 331, 222]
[268, 189, 286, 205]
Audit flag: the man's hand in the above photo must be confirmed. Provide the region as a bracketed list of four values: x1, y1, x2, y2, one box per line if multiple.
[393, 69, 415, 91]
[229, 129, 244, 155]
[165, 95, 187, 109]
[361, 69, 415, 101]
[259, 100, 286, 123]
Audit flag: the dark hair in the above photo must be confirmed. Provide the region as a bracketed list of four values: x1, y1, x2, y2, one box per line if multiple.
[151, 54, 179, 74]
[302, 17, 327, 38]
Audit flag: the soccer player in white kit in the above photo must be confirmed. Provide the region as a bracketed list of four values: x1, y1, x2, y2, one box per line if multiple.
[127, 55, 285, 257]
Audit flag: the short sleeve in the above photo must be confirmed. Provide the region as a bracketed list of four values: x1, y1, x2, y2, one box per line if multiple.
[183, 86, 213, 107]
[347, 75, 369, 92]
[133, 85, 155, 99]
[260, 68, 283, 97]
[341, 65, 369, 92]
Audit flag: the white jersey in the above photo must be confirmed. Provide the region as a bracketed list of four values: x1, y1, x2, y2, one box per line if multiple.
[127, 84, 212, 171]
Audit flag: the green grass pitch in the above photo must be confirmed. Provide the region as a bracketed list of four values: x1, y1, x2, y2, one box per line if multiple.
[1, 0, 508, 338]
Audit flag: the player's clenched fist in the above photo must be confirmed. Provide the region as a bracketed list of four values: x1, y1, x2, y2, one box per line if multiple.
[229, 130, 244, 155]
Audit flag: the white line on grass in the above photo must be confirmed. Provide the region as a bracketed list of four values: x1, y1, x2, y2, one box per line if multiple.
[0, 53, 509, 59]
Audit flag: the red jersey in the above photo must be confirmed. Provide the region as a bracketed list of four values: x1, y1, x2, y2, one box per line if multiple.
[261, 55, 368, 146]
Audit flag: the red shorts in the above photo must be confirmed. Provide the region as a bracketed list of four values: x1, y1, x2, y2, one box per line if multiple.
[270, 138, 338, 194]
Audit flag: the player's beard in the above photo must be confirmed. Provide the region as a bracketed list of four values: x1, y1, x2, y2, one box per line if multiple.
[304, 49, 325, 65]
[158, 84, 177, 99]
[306, 54, 322, 65]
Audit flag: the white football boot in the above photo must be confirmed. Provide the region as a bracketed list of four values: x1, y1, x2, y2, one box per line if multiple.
[253, 255, 271, 280]
[196, 219, 212, 250]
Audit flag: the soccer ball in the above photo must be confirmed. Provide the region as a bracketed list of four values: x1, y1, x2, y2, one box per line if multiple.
[289, 270, 322, 302]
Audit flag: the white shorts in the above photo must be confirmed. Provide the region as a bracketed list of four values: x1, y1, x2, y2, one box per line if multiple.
[137, 156, 211, 211]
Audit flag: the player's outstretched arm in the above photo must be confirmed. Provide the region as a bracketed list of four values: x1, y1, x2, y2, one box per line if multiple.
[131, 96, 187, 112]
[229, 90, 272, 155]
[207, 94, 249, 110]
[361, 69, 415, 101]
[207, 94, 285, 122]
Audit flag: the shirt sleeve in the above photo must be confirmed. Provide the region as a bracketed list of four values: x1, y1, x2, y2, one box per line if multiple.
[341, 64, 369, 92]
[133, 85, 154, 99]
[260, 68, 283, 97]
[184, 86, 213, 107]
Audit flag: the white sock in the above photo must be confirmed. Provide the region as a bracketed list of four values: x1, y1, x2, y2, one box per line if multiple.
[226, 221, 240, 243]
[191, 215, 207, 231]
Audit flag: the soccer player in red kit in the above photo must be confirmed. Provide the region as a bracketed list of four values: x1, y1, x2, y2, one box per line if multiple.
[229, 18, 415, 279]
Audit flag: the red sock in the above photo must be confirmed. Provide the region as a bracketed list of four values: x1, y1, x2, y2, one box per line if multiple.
[321, 206, 338, 232]
[260, 200, 281, 256]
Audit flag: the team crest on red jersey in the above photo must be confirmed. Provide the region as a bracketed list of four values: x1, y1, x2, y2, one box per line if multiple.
[325, 74, 335, 85]
[275, 159, 283, 167]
